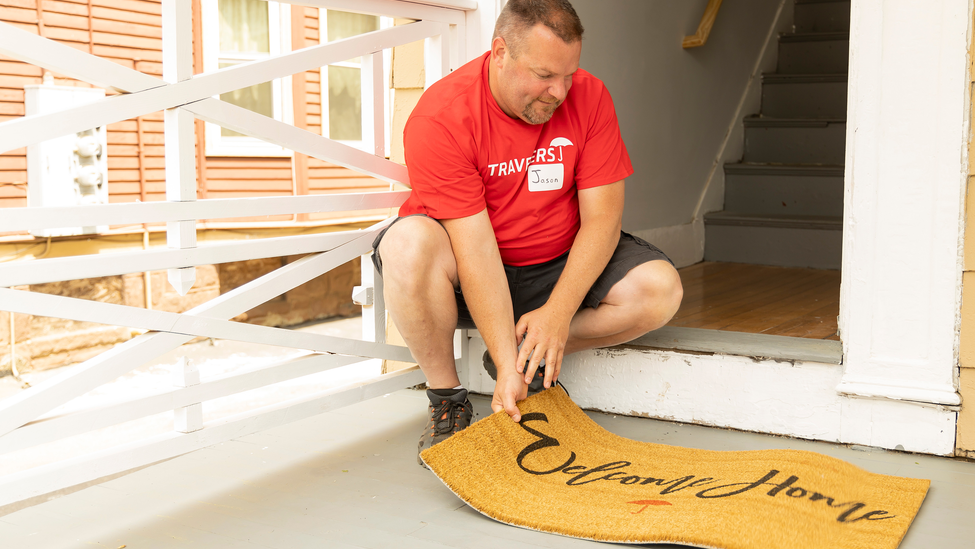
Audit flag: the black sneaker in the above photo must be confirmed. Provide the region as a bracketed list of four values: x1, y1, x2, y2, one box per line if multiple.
[418, 388, 474, 467]
[482, 350, 546, 395]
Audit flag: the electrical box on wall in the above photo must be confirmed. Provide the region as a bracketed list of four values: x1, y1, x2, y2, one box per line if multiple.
[25, 77, 109, 237]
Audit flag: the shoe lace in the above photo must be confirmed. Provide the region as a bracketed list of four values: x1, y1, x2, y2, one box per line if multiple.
[432, 399, 472, 436]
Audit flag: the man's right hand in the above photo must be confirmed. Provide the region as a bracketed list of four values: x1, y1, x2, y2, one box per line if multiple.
[491, 366, 528, 422]
[442, 210, 525, 422]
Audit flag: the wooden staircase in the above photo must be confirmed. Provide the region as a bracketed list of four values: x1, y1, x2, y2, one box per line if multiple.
[704, 0, 850, 270]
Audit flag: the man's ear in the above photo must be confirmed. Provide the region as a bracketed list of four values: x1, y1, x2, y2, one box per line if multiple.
[491, 36, 508, 67]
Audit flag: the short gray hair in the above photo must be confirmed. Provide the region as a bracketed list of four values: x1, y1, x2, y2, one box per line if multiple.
[492, 0, 584, 58]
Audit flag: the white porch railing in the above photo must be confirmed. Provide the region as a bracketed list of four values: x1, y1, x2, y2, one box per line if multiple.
[0, 0, 472, 513]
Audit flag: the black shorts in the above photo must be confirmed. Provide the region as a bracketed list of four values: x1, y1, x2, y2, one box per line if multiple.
[371, 214, 674, 330]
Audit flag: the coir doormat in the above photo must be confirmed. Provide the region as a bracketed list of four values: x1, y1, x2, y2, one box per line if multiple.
[420, 387, 929, 549]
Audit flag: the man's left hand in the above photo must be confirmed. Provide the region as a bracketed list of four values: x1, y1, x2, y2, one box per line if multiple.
[514, 305, 571, 389]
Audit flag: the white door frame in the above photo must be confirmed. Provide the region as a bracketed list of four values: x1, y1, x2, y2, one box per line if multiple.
[838, 1, 969, 412]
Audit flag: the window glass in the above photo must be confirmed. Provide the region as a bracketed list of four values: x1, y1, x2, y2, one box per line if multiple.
[327, 10, 379, 43]
[328, 65, 362, 141]
[325, 10, 379, 141]
[219, 62, 274, 137]
[219, 0, 269, 54]
[205, 0, 288, 155]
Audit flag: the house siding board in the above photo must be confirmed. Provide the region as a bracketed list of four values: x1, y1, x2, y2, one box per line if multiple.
[0, 20, 39, 33]
[45, 0, 88, 16]
[958, 369, 975, 458]
[91, 6, 160, 26]
[0, 6, 39, 24]
[5, 0, 37, 9]
[93, 0, 159, 16]
[303, 8, 320, 134]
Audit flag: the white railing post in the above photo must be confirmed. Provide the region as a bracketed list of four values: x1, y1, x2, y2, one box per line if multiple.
[355, 253, 386, 345]
[162, 0, 197, 296]
[362, 51, 385, 158]
[360, 46, 387, 348]
[424, 23, 451, 90]
[172, 357, 203, 433]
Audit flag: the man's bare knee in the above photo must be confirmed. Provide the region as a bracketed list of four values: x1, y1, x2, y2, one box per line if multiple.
[638, 261, 683, 329]
[378, 217, 458, 290]
[609, 260, 683, 332]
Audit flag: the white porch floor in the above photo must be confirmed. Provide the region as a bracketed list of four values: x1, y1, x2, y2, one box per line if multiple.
[0, 387, 972, 549]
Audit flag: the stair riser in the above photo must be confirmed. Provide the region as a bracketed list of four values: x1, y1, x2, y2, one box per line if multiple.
[778, 40, 849, 74]
[704, 224, 842, 269]
[724, 173, 844, 217]
[743, 123, 847, 164]
[762, 81, 847, 119]
[794, 2, 851, 33]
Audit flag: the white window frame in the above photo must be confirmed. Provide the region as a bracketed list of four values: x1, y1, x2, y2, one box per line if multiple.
[201, 0, 294, 157]
[319, 11, 394, 153]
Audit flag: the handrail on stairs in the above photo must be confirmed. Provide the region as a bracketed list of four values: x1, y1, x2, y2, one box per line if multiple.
[683, 0, 724, 48]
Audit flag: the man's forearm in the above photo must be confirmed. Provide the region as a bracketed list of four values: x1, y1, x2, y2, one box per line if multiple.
[441, 211, 520, 374]
[544, 181, 625, 320]
[546, 215, 621, 319]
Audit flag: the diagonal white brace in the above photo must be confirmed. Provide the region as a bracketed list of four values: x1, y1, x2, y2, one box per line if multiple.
[0, 227, 366, 287]
[0, 20, 442, 154]
[0, 22, 411, 185]
[0, 225, 390, 438]
[0, 191, 410, 234]
[183, 101, 410, 185]
[0, 353, 365, 455]
[0, 288, 416, 362]
[0, 21, 162, 93]
[0, 367, 426, 510]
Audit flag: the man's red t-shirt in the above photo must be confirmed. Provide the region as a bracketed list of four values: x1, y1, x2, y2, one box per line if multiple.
[399, 51, 633, 267]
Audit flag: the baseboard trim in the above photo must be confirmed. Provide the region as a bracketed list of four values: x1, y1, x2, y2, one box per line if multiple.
[631, 220, 704, 269]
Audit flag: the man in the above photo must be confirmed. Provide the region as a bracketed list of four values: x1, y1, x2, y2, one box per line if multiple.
[371, 0, 683, 464]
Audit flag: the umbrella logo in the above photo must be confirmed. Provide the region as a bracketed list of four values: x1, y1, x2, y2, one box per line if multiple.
[628, 500, 673, 514]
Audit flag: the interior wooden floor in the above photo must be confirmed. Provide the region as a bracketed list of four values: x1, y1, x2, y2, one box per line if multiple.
[669, 261, 841, 340]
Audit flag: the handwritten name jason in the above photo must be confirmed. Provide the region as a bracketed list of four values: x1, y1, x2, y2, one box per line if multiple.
[516, 413, 896, 524]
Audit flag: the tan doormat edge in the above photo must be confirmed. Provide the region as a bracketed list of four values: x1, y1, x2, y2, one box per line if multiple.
[421, 387, 929, 549]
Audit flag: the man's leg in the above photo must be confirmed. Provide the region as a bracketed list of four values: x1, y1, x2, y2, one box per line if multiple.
[564, 259, 683, 354]
[376, 216, 462, 389]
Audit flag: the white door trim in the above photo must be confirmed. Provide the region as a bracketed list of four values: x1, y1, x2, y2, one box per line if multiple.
[838, 0, 970, 410]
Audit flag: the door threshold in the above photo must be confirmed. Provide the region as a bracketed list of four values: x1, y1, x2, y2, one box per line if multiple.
[625, 326, 842, 364]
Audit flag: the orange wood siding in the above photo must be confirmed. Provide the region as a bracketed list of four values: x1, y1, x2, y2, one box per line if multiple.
[301, 7, 322, 137]
[107, 112, 166, 206]
[1, 1, 389, 234]
[204, 157, 293, 222]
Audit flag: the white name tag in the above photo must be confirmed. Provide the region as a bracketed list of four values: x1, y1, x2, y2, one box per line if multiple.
[527, 163, 564, 192]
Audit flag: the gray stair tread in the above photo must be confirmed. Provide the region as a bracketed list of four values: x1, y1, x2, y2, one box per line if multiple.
[629, 326, 842, 364]
[779, 31, 849, 43]
[744, 117, 845, 127]
[724, 163, 844, 176]
[795, 0, 850, 4]
[704, 211, 843, 230]
[763, 73, 848, 84]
